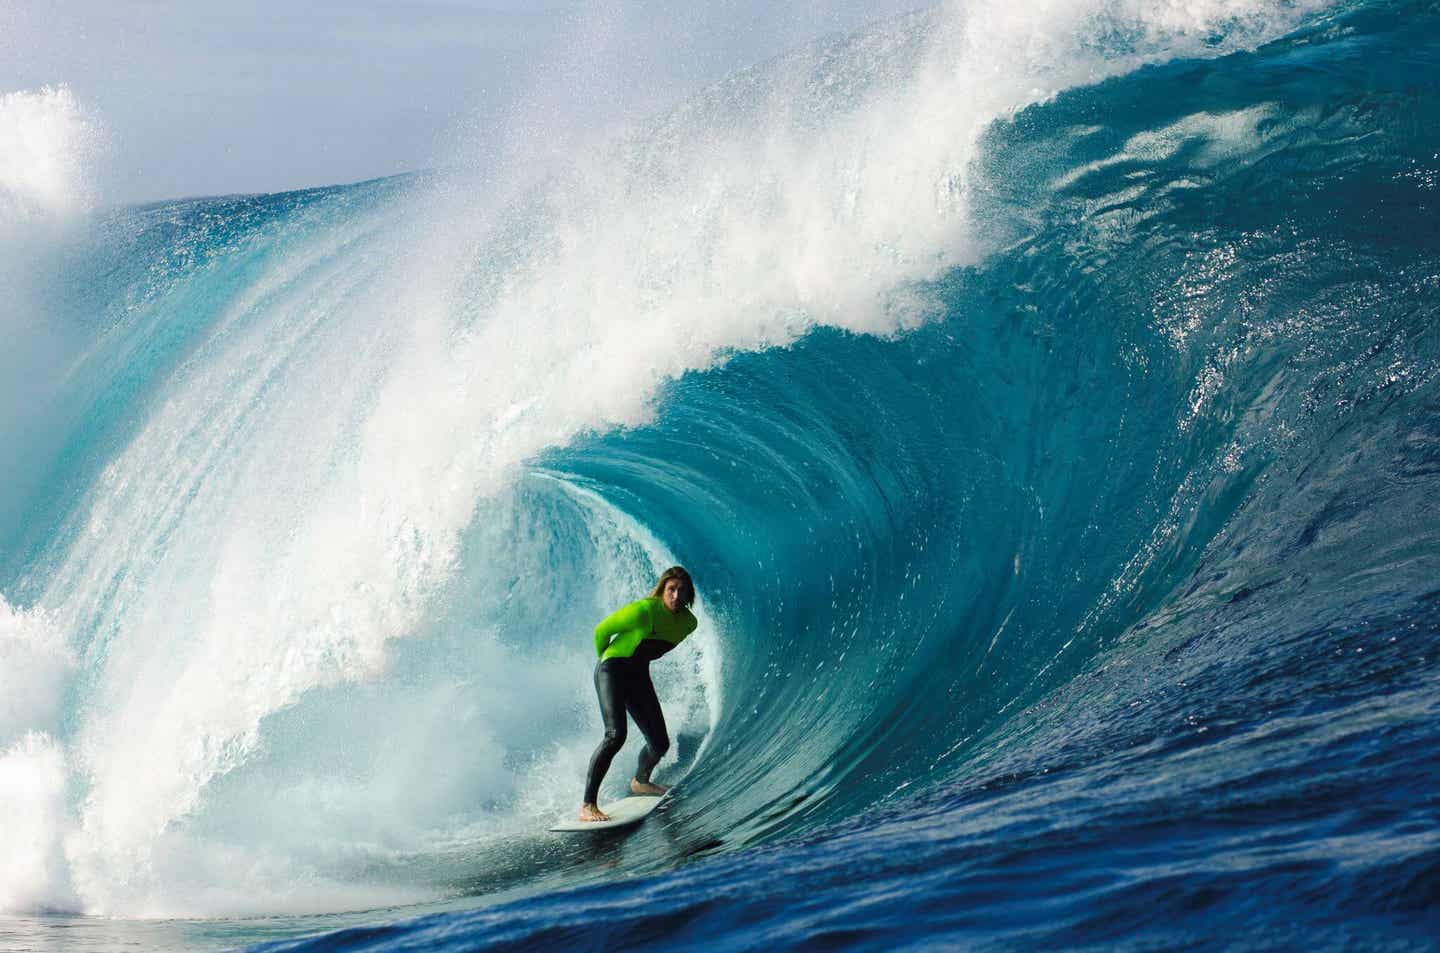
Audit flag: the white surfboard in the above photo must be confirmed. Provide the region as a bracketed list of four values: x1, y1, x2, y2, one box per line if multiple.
[549, 795, 665, 832]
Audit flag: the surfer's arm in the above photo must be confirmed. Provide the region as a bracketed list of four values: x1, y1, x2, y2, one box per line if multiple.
[676, 613, 698, 648]
[593, 599, 651, 657]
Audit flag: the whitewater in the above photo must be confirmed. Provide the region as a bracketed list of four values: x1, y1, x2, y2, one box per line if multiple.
[1, 0, 1437, 949]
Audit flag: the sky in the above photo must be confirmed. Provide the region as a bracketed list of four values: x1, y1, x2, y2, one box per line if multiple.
[1, 0, 927, 204]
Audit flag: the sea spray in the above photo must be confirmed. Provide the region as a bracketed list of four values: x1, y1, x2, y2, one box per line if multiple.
[0, 599, 77, 913]
[0, 85, 102, 915]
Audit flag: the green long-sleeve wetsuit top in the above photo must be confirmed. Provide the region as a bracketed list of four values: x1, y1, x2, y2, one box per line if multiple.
[594, 597, 697, 662]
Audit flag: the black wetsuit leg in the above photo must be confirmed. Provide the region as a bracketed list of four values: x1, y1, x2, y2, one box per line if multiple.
[625, 663, 670, 784]
[583, 658, 672, 803]
[584, 660, 628, 805]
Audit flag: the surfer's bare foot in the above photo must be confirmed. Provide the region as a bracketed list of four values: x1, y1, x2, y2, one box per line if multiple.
[579, 803, 610, 822]
[631, 779, 669, 796]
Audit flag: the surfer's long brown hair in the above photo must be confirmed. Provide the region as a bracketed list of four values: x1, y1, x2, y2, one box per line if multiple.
[650, 566, 696, 609]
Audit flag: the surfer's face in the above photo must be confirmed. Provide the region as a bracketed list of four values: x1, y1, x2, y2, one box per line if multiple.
[662, 579, 686, 612]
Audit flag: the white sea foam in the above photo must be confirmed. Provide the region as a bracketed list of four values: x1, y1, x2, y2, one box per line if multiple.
[0, 84, 102, 228]
[0, 599, 77, 914]
[0, 597, 72, 743]
[0, 735, 74, 913]
[28, 0, 1328, 918]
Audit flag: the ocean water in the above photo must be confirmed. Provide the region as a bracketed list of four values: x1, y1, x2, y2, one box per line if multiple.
[2, 1, 1438, 950]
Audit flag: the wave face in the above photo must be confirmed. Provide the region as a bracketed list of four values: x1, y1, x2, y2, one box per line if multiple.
[3, 0, 1440, 949]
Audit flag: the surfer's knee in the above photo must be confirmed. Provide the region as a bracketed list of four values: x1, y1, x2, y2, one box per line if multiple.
[602, 725, 626, 751]
[649, 733, 670, 758]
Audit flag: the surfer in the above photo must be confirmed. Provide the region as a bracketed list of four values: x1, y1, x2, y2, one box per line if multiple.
[580, 566, 698, 822]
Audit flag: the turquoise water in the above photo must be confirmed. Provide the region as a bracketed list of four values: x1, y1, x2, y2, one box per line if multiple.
[2, 1, 1438, 949]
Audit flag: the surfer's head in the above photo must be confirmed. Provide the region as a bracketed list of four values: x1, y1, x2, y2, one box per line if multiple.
[651, 566, 695, 612]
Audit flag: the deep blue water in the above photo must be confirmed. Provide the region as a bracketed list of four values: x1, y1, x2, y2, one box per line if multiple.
[2, 1, 1438, 950]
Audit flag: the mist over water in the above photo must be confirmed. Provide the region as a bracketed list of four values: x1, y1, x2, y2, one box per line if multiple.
[3, 0, 1439, 949]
